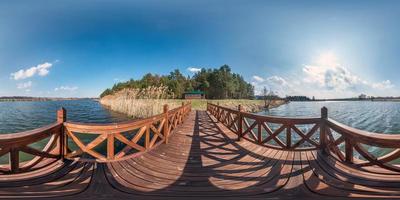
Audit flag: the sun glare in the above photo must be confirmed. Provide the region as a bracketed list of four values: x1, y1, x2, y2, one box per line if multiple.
[316, 51, 339, 67]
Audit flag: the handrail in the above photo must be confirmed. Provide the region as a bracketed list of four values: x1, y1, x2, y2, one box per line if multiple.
[207, 102, 400, 172]
[211, 103, 321, 124]
[326, 119, 400, 148]
[0, 122, 62, 144]
[0, 102, 192, 173]
[64, 114, 165, 134]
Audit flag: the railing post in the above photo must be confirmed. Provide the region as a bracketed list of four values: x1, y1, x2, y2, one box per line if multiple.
[217, 102, 222, 121]
[345, 138, 354, 163]
[107, 134, 114, 160]
[320, 107, 328, 154]
[57, 107, 67, 123]
[145, 126, 150, 149]
[163, 104, 169, 144]
[57, 107, 67, 160]
[286, 126, 291, 149]
[180, 102, 185, 123]
[10, 147, 19, 173]
[258, 121, 262, 144]
[237, 105, 243, 141]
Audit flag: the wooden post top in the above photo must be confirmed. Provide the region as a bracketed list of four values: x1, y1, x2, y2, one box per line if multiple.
[238, 105, 244, 112]
[163, 104, 169, 113]
[321, 107, 328, 119]
[57, 107, 67, 123]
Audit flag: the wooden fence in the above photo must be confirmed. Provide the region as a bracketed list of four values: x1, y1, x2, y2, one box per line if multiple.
[0, 103, 191, 174]
[207, 103, 400, 172]
[2, 101, 399, 174]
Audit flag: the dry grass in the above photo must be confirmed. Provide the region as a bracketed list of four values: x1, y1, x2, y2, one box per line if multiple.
[195, 99, 287, 112]
[101, 88, 287, 119]
[100, 87, 182, 118]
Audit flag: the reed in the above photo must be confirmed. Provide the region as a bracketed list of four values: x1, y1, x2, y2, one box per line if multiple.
[100, 87, 287, 118]
[100, 87, 182, 118]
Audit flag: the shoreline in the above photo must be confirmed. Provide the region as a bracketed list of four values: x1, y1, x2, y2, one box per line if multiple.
[0, 97, 98, 102]
[99, 95, 288, 119]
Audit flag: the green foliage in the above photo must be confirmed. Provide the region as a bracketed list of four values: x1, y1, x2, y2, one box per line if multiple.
[100, 65, 254, 99]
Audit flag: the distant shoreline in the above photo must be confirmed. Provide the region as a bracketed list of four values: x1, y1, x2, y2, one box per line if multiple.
[311, 98, 400, 102]
[0, 97, 99, 102]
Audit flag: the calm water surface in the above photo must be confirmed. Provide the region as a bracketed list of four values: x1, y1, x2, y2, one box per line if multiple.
[0, 99, 130, 134]
[259, 101, 400, 134]
[1, 100, 400, 134]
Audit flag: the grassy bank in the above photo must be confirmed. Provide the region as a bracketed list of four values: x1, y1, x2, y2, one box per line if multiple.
[100, 93, 287, 119]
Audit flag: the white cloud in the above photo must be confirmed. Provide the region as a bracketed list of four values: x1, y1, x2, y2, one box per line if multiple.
[251, 75, 292, 96]
[17, 81, 32, 89]
[251, 52, 396, 98]
[267, 76, 288, 86]
[252, 75, 264, 82]
[302, 64, 364, 91]
[372, 80, 394, 90]
[11, 62, 53, 80]
[187, 67, 201, 73]
[302, 63, 395, 95]
[54, 86, 78, 92]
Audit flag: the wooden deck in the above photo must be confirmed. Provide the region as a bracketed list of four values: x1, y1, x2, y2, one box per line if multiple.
[1, 110, 400, 199]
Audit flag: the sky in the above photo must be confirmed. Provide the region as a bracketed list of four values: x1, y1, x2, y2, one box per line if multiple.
[1, 0, 400, 98]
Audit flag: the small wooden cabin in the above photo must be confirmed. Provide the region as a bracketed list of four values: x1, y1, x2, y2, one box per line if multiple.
[183, 91, 205, 99]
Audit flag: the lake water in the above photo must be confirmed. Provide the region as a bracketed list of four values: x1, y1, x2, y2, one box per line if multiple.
[259, 101, 400, 134]
[1, 100, 399, 134]
[0, 99, 130, 134]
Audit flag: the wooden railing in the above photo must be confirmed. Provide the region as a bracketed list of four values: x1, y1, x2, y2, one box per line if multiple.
[207, 103, 400, 172]
[63, 103, 191, 162]
[207, 103, 322, 151]
[0, 109, 65, 174]
[0, 103, 191, 173]
[326, 119, 400, 172]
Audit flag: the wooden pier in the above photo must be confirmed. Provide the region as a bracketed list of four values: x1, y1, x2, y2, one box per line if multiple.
[1, 102, 400, 199]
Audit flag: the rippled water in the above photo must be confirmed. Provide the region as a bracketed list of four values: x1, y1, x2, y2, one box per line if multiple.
[0, 99, 130, 134]
[2, 100, 399, 134]
[258, 101, 400, 134]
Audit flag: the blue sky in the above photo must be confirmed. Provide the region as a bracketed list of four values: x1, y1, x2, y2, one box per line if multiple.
[1, 0, 399, 98]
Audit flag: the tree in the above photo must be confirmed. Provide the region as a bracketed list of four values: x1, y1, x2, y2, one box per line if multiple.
[263, 86, 274, 109]
[101, 65, 255, 99]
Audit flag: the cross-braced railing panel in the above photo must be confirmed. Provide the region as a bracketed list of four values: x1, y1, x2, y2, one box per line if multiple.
[63, 103, 191, 162]
[326, 119, 400, 172]
[0, 123, 63, 174]
[207, 103, 322, 151]
[64, 114, 166, 162]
